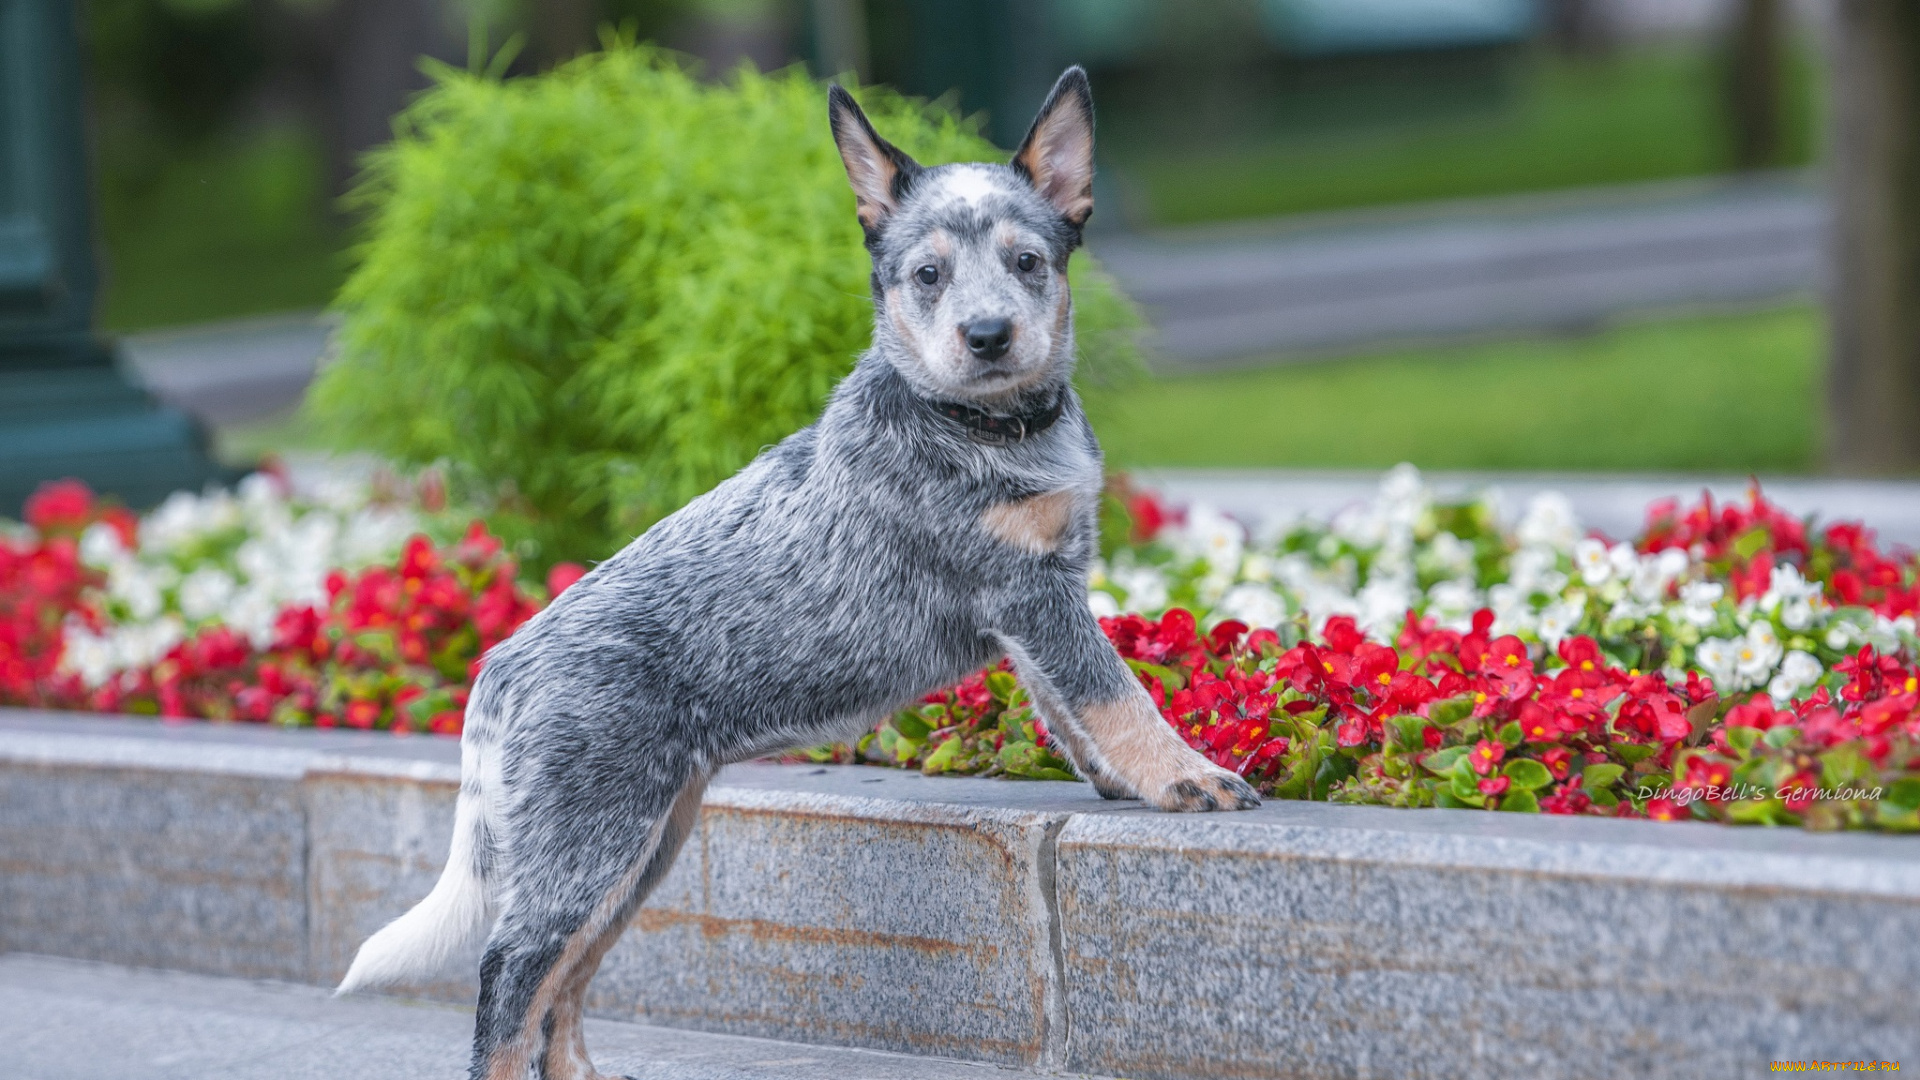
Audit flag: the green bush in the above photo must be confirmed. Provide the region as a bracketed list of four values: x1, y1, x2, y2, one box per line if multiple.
[310, 45, 1142, 568]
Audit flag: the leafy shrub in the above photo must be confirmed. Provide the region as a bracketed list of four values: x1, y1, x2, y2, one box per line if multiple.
[310, 45, 1142, 567]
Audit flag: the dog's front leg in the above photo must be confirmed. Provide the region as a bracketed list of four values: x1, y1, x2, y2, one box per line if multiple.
[991, 591, 1260, 813]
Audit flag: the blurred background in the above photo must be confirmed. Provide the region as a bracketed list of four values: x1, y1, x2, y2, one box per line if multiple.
[6, 0, 1915, 516]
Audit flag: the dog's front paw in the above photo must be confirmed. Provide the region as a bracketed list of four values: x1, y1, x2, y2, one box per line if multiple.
[1148, 768, 1262, 812]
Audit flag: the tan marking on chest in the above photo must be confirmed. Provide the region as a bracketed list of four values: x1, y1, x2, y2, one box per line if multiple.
[981, 489, 1077, 554]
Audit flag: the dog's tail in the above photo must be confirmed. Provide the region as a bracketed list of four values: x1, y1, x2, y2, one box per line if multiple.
[336, 736, 497, 995]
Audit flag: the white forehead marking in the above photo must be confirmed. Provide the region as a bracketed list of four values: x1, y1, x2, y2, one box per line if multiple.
[932, 165, 1006, 207]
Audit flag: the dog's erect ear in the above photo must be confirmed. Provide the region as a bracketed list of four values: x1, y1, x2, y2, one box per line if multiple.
[1011, 67, 1095, 228]
[828, 85, 921, 232]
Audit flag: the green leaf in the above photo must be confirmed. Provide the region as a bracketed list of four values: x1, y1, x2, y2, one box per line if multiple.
[984, 670, 1019, 704]
[1763, 726, 1800, 749]
[1311, 753, 1356, 801]
[921, 736, 963, 774]
[1427, 695, 1474, 725]
[1613, 742, 1660, 764]
[892, 711, 930, 740]
[1499, 789, 1539, 813]
[1496, 721, 1523, 748]
[1886, 778, 1920, 810]
[1420, 746, 1468, 775]
[1435, 791, 1473, 809]
[1724, 726, 1760, 754]
[1387, 715, 1426, 752]
[1449, 770, 1481, 801]
[1732, 527, 1772, 560]
[1126, 659, 1187, 692]
[1501, 759, 1553, 791]
[997, 740, 1077, 781]
[1581, 763, 1626, 792]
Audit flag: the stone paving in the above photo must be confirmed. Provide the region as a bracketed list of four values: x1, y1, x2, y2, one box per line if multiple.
[0, 955, 1113, 1080]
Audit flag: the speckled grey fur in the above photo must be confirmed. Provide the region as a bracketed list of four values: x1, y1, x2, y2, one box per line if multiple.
[346, 68, 1258, 1080]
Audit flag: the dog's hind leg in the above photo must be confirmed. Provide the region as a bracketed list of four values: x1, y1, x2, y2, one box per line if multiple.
[467, 749, 702, 1080]
[538, 772, 709, 1080]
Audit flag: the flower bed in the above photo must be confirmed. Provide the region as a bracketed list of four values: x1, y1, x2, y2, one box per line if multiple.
[4, 466, 1918, 830]
[1, 473, 569, 732]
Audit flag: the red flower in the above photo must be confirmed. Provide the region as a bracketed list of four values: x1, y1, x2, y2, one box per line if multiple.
[1323, 616, 1365, 656]
[1477, 775, 1511, 797]
[547, 562, 587, 597]
[24, 479, 94, 535]
[1645, 798, 1685, 821]
[1557, 636, 1603, 674]
[1539, 785, 1592, 815]
[1469, 738, 1505, 776]
[344, 699, 382, 730]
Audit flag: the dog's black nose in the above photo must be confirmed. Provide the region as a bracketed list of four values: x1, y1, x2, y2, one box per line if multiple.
[963, 318, 1013, 361]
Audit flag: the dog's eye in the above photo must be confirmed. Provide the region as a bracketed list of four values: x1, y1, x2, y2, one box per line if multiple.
[915, 265, 939, 286]
[1016, 252, 1038, 272]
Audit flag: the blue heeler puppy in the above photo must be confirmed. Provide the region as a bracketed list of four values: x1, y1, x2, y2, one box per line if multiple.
[336, 67, 1260, 1080]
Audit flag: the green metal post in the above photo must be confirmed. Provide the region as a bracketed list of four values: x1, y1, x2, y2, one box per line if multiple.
[0, 0, 228, 514]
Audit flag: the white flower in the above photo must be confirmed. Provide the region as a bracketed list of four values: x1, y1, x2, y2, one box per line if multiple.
[1780, 648, 1821, 684]
[107, 562, 167, 621]
[1356, 577, 1412, 637]
[1572, 537, 1613, 586]
[1111, 564, 1169, 614]
[178, 567, 237, 622]
[1485, 583, 1536, 636]
[1607, 597, 1654, 623]
[224, 585, 283, 649]
[1086, 590, 1120, 619]
[1535, 597, 1585, 647]
[1515, 492, 1581, 553]
[1507, 547, 1566, 597]
[1330, 503, 1386, 548]
[1736, 621, 1783, 681]
[1425, 579, 1482, 630]
[1766, 673, 1798, 704]
[1169, 504, 1246, 576]
[1424, 531, 1476, 580]
[1767, 650, 1823, 705]
[78, 522, 126, 567]
[1695, 637, 1741, 688]
[1608, 542, 1639, 581]
[1217, 583, 1286, 629]
[1629, 547, 1690, 602]
[1678, 581, 1724, 627]
[1379, 462, 1426, 513]
[1868, 615, 1907, 654]
[59, 623, 115, 687]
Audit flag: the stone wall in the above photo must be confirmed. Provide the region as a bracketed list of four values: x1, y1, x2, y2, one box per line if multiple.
[3, 708, 1917, 1079]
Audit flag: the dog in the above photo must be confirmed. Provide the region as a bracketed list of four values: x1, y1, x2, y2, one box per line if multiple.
[336, 66, 1261, 1080]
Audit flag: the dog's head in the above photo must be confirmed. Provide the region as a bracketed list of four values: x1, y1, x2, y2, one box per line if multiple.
[829, 68, 1095, 404]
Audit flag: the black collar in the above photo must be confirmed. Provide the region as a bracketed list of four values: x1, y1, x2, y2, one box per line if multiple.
[925, 388, 1066, 447]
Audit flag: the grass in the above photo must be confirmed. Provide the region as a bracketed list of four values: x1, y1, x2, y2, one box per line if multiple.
[1107, 42, 1822, 226]
[95, 126, 347, 331]
[1082, 305, 1823, 473]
